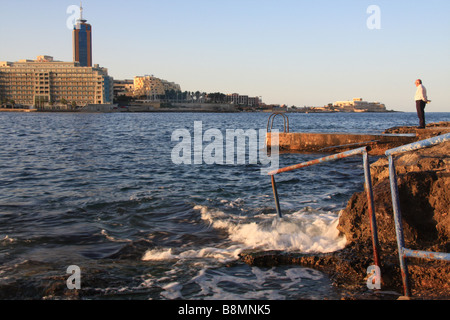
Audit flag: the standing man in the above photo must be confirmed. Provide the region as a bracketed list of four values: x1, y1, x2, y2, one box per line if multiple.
[414, 79, 429, 129]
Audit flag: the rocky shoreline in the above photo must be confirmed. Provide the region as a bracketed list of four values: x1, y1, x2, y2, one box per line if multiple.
[239, 121, 450, 300]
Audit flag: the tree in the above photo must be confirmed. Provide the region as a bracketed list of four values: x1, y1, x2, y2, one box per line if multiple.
[164, 89, 179, 102]
[207, 92, 226, 103]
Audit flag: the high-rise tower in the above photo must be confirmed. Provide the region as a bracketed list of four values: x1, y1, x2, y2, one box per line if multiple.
[73, 2, 92, 67]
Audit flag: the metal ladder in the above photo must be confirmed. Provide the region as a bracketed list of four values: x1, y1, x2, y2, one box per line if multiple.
[267, 112, 289, 133]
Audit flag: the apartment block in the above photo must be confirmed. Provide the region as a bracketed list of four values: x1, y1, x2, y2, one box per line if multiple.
[133, 75, 181, 98]
[225, 93, 260, 107]
[0, 56, 113, 107]
[113, 79, 134, 97]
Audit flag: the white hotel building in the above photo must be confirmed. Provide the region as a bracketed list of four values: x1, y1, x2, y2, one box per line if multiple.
[333, 98, 386, 112]
[0, 55, 113, 108]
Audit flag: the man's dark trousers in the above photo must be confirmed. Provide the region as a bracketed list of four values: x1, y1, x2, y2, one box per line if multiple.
[416, 100, 426, 128]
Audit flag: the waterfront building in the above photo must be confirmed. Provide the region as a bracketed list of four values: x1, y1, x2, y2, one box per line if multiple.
[225, 93, 260, 107]
[226, 93, 240, 105]
[333, 98, 386, 112]
[0, 56, 113, 108]
[73, 3, 92, 67]
[133, 75, 181, 99]
[247, 96, 260, 107]
[113, 79, 134, 97]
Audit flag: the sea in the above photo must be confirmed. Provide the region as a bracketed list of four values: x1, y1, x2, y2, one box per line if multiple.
[0, 111, 449, 301]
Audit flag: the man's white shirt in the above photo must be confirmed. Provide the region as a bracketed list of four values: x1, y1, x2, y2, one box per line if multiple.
[415, 84, 428, 101]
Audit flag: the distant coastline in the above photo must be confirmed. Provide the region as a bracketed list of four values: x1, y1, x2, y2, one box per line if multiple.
[0, 108, 398, 114]
[0, 104, 399, 114]
[0, 108, 37, 113]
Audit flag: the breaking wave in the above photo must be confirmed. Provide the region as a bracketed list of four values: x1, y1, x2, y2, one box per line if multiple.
[142, 204, 346, 263]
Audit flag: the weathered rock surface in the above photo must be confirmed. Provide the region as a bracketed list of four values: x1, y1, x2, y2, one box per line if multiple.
[384, 121, 450, 139]
[340, 141, 449, 248]
[240, 122, 450, 300]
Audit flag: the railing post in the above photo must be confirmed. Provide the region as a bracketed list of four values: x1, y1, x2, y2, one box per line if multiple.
[385, 133, 450, 298]
[388, 154, 411, 297]
[271, 175, 282, 218]
[363, 150, 381, 269]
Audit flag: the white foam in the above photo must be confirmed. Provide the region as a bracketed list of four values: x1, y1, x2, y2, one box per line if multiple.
[142, 205, 346, 262]
[142, 245, 242, 262]
[157, 265, 327, 300]
[194, 204, 346, 254]
[142, 248, 176, 261]
[141, 204, 346, 299]
[1, 235, 15, 244]
[100, 229, 131, 243]
[142, 206, 346, 300]
[160, 282, 183, 299]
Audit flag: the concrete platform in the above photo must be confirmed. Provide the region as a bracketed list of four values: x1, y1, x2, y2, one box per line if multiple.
[266, 132, 418, 156]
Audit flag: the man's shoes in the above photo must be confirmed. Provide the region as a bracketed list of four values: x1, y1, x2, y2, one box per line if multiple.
[417, 126, 425, 129]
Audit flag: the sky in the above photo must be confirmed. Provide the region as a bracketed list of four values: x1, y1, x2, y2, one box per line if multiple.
[0, 0, 449, 112]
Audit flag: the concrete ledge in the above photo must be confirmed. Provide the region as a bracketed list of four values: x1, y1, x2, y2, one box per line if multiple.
[266, 132, 417, 156]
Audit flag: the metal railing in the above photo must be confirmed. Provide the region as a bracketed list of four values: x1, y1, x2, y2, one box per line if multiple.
[268, 146, 381, 270]
[385, 133, 450, 297]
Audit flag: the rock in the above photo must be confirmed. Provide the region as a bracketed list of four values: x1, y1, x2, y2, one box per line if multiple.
[383, 121, 450, 140]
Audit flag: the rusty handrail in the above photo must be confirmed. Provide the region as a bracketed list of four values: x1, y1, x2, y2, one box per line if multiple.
[386, 133, 450, 298]
[269, 146, 381, 273]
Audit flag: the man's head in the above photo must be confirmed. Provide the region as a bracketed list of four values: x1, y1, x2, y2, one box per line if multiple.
[415, 79, 422, 87]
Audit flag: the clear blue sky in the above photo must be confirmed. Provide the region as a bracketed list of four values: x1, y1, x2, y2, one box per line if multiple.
[1, 0, 449, 112]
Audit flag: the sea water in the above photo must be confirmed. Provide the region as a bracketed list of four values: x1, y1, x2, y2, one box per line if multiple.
[0, 112, 448, 299]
